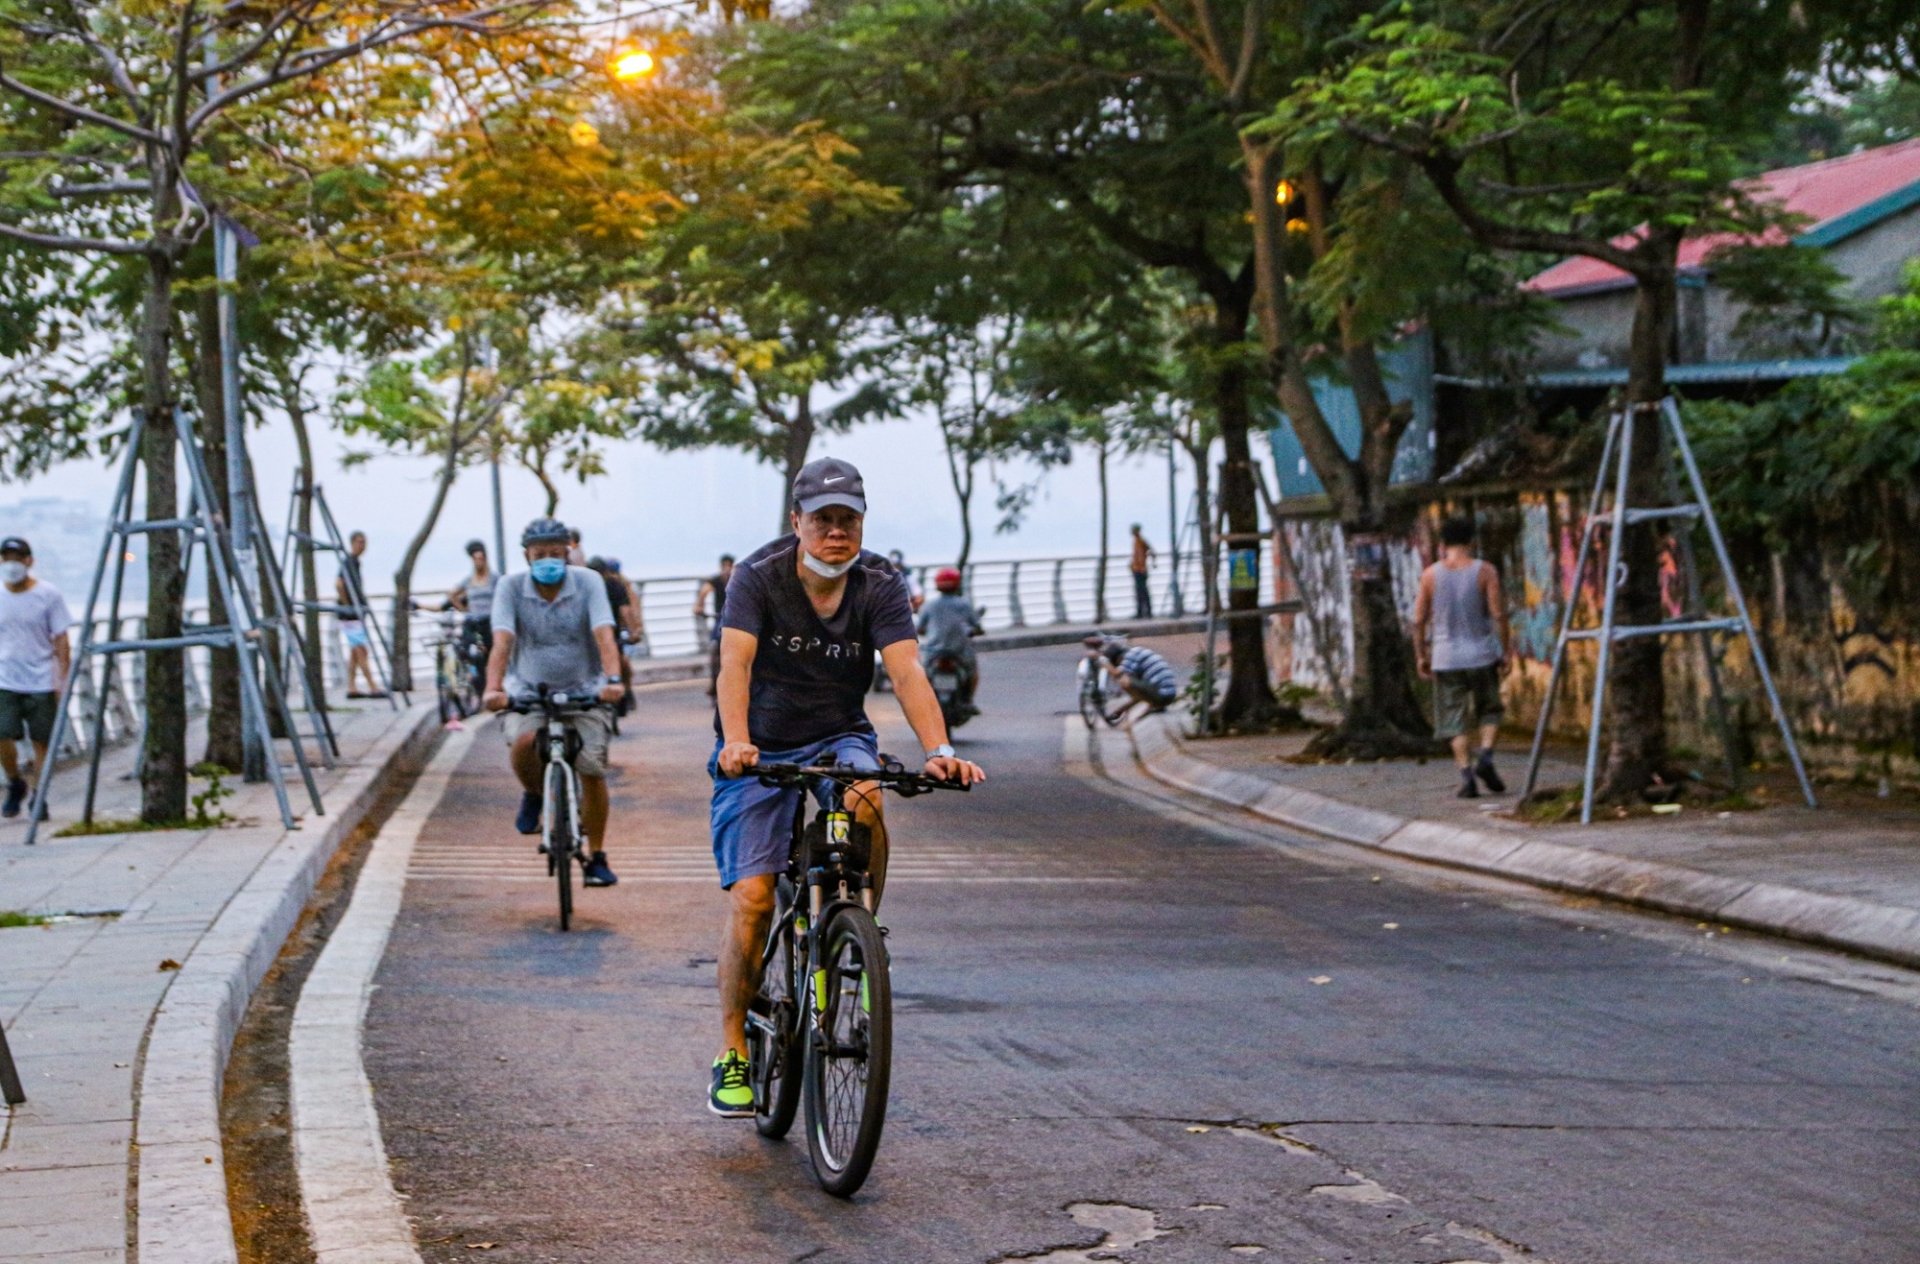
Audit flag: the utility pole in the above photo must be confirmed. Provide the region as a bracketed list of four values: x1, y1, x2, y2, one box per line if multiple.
[492, 450, 508, 574]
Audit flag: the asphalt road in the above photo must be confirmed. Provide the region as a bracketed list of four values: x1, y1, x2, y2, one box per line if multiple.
[365, 643, 1920, 1264]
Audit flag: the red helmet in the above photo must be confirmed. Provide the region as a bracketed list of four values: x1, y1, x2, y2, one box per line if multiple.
[934, 567, 963, 593]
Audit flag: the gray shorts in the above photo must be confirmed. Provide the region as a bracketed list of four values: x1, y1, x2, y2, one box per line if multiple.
[503, 707, 613, 777]
[0, 689, 57, 744]
[1433, 665, 1503, 740]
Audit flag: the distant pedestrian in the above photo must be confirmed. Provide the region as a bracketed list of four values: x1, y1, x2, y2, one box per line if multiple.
[1129, 524, 1155, 619]
[586, 557, 638, 707]
[1088, 635, 1178, 720]
[336, 530, 382, 698]
[694, 554, 735, 697]
[566, 528, 587, 568]
[1414, 516, 1512, 798]
[0, 537, 71, 819]
[888, 549, 924, 613]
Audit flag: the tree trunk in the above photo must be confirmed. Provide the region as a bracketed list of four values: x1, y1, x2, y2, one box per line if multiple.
[1241, 141, 1422, 749]
[1095, 440, 1109, 624]
[1213, 349, 1282, 730]
[278, 364, 325, 713]
[140, 252, 188, 824]
[778, 393, 815, 535]
[954, 458, 975, 571]
[1596, 255, 1679, 801]
[192, 287, 245, 771]
[522, 451, 560, 516]
[391, 443, 462, 693]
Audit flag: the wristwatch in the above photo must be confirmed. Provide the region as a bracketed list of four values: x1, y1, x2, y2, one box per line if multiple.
[605, 674, 622, 686]
[927, 743, 956, 761]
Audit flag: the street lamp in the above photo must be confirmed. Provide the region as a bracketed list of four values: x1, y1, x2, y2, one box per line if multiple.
[610, 47, 656, 82]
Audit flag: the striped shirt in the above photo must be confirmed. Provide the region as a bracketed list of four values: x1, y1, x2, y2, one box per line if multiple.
[1119, 647, 1179, 701]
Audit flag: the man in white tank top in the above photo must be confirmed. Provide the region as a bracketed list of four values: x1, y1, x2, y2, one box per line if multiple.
[1414, 515, 1512, 798]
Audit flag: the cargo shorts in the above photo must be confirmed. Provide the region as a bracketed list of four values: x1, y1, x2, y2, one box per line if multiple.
[503, 706, 613, 777]
[1432, 664, 1503, 740]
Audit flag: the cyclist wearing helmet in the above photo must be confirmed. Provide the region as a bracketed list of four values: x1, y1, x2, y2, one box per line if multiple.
[705, 457, 985, 1116]
[483, 518, 627, 887]
[916, 566, 982, 719]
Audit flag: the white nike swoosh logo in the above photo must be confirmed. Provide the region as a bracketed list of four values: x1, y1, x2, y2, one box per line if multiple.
[823, 476, 845, 484]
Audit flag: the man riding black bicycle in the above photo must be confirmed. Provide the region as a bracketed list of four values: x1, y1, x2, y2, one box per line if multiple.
[707, 457, 984, 1116]
[483, 517, 627, 888]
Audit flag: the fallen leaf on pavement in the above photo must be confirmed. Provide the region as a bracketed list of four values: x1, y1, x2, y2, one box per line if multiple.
[158, 959, 181, 971]
[1382, 923, 1399, 930]
[1309, 975, 1331, 985]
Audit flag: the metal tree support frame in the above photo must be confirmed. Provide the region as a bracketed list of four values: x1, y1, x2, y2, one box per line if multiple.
[26, 409, 325, 844]
[281, 483, 405, 708]
[1522, 397, 1816, 823]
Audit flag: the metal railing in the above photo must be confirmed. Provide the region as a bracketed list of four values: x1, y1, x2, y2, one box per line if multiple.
[48, 544, 1265, 755]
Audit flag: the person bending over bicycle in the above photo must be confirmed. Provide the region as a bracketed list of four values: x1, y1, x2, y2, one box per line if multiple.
[483, 517, 627, 888]
[1087, 634, 1180, 720]
[707, 457, 984, 1117]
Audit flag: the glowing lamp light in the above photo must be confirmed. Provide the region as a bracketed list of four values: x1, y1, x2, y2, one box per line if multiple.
[1274, 179, 1294, 206]
[611, 48, 656, 81]
[1286, 217, 1311, 233]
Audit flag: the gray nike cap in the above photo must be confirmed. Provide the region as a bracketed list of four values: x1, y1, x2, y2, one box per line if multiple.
[792, 456, 867, 515]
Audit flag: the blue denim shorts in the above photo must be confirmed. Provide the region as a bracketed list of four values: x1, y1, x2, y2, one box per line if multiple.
[709, 730, 880, 889]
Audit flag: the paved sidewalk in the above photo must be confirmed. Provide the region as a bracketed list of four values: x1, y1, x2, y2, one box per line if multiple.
[1119, 714, 1920, 969]
[0, 698, 437, 1264]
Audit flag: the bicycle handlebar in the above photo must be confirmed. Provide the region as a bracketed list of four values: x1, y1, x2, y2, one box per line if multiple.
[506, 690, 609, 716]
[752, 759, 971, 797]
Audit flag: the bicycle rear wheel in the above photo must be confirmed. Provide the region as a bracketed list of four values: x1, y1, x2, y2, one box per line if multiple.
[750, 878, 805, 1139]
[803, 905, 891, 1196]
[548, 762, 575, 932]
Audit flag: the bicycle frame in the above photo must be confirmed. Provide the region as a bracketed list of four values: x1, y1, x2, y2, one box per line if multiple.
[541, 716, 585, 865]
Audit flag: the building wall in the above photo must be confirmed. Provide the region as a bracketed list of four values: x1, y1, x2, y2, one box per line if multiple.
[1269, 488, 1920, 783]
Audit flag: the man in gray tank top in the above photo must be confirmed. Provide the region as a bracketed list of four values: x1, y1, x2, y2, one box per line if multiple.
[1414, 515, 1512, 798]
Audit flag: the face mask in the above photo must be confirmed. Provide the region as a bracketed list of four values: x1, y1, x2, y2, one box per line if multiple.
[800, 550, 854, 579]
[0, 562, 25, 584]
[529, 557, 567, 585]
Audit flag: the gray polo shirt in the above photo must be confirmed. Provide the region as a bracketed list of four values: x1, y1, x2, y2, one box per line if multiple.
[493, 567, 614, 699]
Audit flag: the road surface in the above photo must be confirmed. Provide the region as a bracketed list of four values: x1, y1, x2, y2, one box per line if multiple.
[364, 642, 1920, 1263]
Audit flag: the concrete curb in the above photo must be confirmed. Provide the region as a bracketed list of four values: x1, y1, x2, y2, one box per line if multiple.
[291, 725, 474, 1263]
[135, 703, 443, 1264]
[1123, 713, 1920, 971]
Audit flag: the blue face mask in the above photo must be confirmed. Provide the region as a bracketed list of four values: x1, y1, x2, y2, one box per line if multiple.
[529, 557, 567, 585]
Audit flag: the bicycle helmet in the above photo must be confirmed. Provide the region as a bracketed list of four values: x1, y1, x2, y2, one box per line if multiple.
[934, 566, 962, 593]
[521, 517, 571, 547]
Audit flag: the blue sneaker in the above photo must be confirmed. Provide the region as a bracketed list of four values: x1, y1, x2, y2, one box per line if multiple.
[582, 852, 618, 887]
[2, 777, 24, 818]
[515, 792, 543, 835]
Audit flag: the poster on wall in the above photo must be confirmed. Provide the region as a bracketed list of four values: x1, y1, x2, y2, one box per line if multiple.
[1228, 548, 1260, 591]
[1348, 533, 1386, 581]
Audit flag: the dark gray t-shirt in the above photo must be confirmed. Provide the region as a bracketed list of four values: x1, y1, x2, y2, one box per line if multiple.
[915, 592, 981, 657]
[718, 535, 917, 749]
[493, 567, 614, 698]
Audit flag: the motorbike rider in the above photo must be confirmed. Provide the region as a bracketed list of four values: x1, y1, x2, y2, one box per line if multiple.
[915, 566, 983, 721]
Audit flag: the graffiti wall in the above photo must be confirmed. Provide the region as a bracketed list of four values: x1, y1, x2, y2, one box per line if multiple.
[1268, 490, 1920, 780]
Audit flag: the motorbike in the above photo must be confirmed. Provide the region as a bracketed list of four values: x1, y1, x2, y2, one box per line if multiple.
[928, 654, 972, 731]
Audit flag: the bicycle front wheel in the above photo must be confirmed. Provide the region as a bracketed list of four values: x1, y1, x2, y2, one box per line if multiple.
[1078, 677, 1103, 730]
[803, 906, 891, 1197]
[548, 762, 575, 932]
[750, 879, 805, 1139]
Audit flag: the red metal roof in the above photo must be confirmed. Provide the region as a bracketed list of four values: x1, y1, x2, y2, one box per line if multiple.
[1525, 137, 1920, 295]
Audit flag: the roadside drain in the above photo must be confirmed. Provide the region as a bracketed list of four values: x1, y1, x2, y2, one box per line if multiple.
[992, 1202, 1170, 1262]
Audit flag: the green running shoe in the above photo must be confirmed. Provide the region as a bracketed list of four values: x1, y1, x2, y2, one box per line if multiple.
[708, 1050, 753, 1118]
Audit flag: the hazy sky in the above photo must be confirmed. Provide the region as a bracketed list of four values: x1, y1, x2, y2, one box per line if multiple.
[12, 404, 1270, 595]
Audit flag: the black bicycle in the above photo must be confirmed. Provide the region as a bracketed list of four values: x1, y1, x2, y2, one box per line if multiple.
[432, 613, 490, 723]
[508, 687, 607, 931]
[744, 758, 968, 1196]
